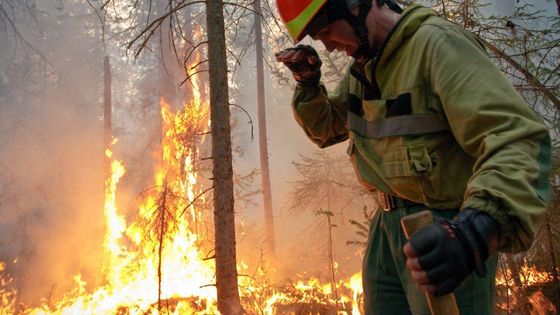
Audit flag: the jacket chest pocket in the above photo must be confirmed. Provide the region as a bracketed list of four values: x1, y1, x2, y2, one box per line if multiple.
[347, 88, 452, 203]
[385, 144, 434, 178]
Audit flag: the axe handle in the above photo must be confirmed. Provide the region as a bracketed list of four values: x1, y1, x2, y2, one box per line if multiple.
[401, 210, 460, 315]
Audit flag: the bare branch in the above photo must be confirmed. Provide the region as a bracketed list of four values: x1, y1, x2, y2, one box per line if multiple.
[0, 4, 54, 69]
[179, 186, 214, 217]
[127, 0, 205, 58]
[230, 103, 254, 141]
[482, 38, 560, 111]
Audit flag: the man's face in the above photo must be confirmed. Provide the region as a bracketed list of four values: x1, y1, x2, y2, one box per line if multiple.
[307, 8, 365, 62]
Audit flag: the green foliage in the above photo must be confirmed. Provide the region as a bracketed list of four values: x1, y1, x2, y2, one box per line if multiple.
[286, 149, 367, 217]
[347, 206, 375, 248]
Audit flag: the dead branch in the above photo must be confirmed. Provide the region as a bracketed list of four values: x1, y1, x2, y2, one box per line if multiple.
[179, 186, 214, 217]
[127, 0, 205, 58]
[0, 4, 54, 69]
[230, 103, 254, 141]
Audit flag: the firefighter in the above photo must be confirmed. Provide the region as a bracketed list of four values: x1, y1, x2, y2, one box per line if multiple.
[274, 0, 552, 314]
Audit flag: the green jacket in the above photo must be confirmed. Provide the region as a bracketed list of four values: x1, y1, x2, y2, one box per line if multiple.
[290, 4, 551, 252]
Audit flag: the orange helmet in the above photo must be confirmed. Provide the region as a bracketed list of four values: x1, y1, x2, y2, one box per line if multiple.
[276, 0, 328, 42]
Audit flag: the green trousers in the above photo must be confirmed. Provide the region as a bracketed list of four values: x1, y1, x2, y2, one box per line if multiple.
[362, 205, 497, 315]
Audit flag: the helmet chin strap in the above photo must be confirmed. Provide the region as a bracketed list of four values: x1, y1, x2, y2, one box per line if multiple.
[336, 0, 403, 60]
[378, 0, 403, 15]
[351, 0, 374, 59]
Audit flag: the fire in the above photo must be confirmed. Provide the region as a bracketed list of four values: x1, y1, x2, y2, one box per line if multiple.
[1, 261, 17, 314]
[496, 265, 555, 287]
[104, 142, 126, 257]
[0, 41, 217, 314]
[349, 272, 363, 315]
[261, 272, 363, 314]
[11, 90, 216, 314]
[0, 28, 367, 315]
[495, 264, 558, 314]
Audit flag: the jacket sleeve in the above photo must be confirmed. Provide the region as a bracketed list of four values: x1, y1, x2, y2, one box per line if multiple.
[290, 71, 352, 148]
[427, 25, 552, 252]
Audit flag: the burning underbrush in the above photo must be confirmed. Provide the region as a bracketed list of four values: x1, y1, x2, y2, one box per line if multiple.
[495, 263, 558, 314]
[0, 258, 363, 314]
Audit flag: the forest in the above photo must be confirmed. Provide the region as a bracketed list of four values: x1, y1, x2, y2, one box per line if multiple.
[0, 0, 558, 314]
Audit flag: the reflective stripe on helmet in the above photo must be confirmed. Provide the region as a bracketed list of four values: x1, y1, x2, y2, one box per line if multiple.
[277, 0, 327, 42]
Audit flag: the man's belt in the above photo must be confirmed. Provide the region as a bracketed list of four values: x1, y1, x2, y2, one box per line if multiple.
[378, 192, 420, 211]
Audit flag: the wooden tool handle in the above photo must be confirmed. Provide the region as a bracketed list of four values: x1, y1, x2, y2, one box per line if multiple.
[401, 210, 460, 315]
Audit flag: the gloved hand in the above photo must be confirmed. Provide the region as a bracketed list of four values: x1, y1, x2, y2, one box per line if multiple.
[403, 208, 501, 296]
[275, 45, 322, 86]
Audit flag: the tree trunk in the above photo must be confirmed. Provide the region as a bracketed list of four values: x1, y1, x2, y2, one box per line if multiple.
[104, 55, 112, 175]
[157, 0, 179, 109]
[253, 0, 276, 259]
[545, 214, 559, 283]
[205, 1, 244, 314]
[182, 6, 194, 104]
[504, 254, 531, 314]
[544, 210, 560, 306]
[323, 151, 338, 302]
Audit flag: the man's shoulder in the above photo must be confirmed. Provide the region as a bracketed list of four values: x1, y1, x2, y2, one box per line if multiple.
[412, 15, 474, 46]
[417, 15, 463, 36]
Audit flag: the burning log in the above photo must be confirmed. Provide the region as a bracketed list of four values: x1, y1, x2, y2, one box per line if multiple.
[495, 262, 559, 315]
[528, 290, 557, 315]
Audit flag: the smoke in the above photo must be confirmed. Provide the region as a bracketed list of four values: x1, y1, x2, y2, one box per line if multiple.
[0, 1, 108, 304]
[0, 95, 106, 303]
[231, 41, 365, 282]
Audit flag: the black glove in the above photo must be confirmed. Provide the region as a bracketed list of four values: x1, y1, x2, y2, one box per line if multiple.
[406, 208, 500, 296]
[275, 45, 322, 86]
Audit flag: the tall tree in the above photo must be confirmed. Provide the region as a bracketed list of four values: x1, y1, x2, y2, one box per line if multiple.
[206, 0, 244, 313]
[156, 0, 182, 110]
[253, 0, 276, 258]
[104, 55, 112, 172]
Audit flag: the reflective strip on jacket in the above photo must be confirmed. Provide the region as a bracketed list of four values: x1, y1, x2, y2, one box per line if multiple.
[290, 4, 552, 253]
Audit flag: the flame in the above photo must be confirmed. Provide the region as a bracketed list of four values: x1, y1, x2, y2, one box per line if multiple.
[260, 272, 363, 314]
[0, 37, 218, 314]
[349, 272, 363, 315]
[104, 145, 126, 257]
[496, 265, 555, 287]
[18, 92, 216, 314]
[495, 265, 558, 314]
[0, 261, 17, 314]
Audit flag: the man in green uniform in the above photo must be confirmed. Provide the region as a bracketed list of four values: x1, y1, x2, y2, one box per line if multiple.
[274, 0, 552, 314]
